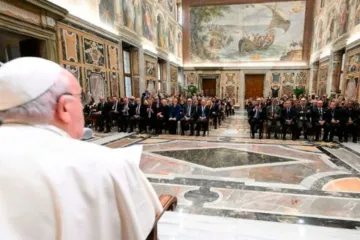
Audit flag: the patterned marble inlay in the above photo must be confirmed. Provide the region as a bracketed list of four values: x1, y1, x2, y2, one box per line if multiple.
[153, 147, 296, 168]
[205, 188, 360, 220]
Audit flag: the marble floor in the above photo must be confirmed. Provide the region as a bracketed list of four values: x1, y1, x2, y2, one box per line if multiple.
[96, 113, 360, 238]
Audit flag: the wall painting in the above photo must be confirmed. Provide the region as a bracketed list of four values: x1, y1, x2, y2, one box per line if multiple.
[190, 1, 306, 62]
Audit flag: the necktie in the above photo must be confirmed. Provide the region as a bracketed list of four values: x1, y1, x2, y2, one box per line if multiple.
[136, 105, 140, 115]
[202, 107, 205, 117]
[188, 106, 191, 117]
[148, 106, 151, 118]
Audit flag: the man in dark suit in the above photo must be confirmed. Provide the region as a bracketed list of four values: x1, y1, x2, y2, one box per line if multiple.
[129, 96, 147, 133]
[311, 100, 327, 141]
[324, 101, 342, 142]
[196, 99, 210, 136]
[248, 100, 266, 139]
[109, 96, 121, 132]
[281, 101, 296, 140]
[119, 97, 130, 132]
[168, 98, 181, 134]
[94, 97, 105, 132]
[103, 97, 114, 133]
[156, 99, 169, 134]
[145, 98, 156, 133]
[193, 99, 200, 122]
[181, 98, 196, 135]
[343, 101, 359, 143]
[296, 98, 312, 139]
[266, 99, 281, 139]
[209, 100, 219, 129]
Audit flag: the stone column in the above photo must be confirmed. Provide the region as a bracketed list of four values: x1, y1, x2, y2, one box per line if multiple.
[311, 62, 319, 95]
[331, 51, 343, 94]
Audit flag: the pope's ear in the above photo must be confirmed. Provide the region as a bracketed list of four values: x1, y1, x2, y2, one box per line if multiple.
[56, 96, 71, 123]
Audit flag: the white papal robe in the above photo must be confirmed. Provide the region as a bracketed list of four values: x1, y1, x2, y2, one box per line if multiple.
[0, 124, 162, 240]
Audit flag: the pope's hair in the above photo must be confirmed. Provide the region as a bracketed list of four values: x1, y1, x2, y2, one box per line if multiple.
[0, 75, 69, 123]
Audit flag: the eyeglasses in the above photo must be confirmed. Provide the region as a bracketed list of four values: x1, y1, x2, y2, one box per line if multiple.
[58, 92, 84, 102]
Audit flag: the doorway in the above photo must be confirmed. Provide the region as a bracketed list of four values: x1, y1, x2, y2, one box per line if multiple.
[0, 29, 45, 63]
[202, 78, 216, 97]
[245, 74, 265, 99]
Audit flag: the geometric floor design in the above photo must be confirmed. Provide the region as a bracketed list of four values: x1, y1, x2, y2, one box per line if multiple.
[102, 113, 360, 238]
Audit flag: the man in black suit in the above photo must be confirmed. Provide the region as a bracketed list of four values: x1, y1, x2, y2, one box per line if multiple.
[119, 97, 130, 132]
[94, 97, 105, 132]
[103, 97, 114, 133]
[156, 99, 169, 134]
[311, 100, 327, 141]
[248, 100, 266, 139]
[295, 98, 312, 139]
[129, 96, 147, 133]
[281, 101, 296, 140]
[145, 98, 156, 133]
[109, 96, 121, 132]
[196, 99, 210, 136]
[209, 100, 219, 129]
[181, 98, 196, 135]
[266, 99, 281, 139]
[343, 101, 359, 143]
[324, 101, 342, 142]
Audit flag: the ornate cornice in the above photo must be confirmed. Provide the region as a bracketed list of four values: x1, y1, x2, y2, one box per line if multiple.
[24, 0, 68, 19]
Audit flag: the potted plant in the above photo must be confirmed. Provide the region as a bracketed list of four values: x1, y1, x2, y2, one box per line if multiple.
[293, 87, 305, 98]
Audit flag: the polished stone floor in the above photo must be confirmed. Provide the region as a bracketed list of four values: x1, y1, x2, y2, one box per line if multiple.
[94, 112, 360, 238]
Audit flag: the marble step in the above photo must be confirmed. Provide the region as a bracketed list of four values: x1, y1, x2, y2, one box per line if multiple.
[158, 212, 360, 240]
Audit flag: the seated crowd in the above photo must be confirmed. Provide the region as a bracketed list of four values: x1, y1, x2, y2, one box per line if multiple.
[247, 94, 359, 143]
[83, 92, 235, 137]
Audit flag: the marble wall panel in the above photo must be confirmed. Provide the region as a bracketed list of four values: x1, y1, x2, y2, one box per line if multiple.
[57, 23, 122, 100]
[85, 68, 107, 101]
[110, 72, 119, 97]
[83, 37, 105, 67]
[133, 77, 140, 97]
[170, 65, 178, 94]
[132, 49, 140, 76]
[317, 61, 329, 96]
[145, 55, 158, 93]
[64, 64, 82, 86]
[220, 72, 240, 103]
[61, 29, 80, 63]
[107, 45, 119, 71]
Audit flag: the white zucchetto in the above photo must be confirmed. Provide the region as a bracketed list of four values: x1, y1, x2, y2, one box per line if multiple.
[0, 57, 62, 111]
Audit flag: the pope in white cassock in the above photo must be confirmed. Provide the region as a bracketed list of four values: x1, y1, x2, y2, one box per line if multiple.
[0, 57, 162, 239]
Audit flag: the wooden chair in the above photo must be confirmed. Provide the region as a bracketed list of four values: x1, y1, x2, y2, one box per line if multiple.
[146, 195, 178, 240]
[85, 115, 97, 128]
